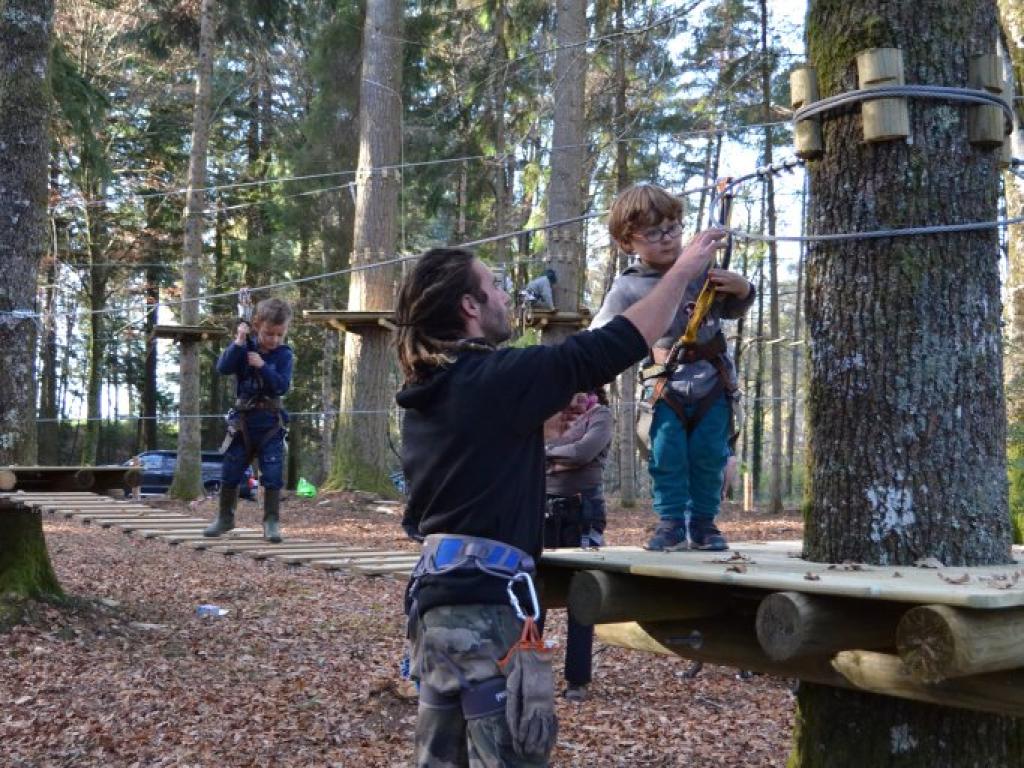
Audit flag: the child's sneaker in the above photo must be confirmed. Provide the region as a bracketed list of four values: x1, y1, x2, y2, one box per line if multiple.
[688, 518, 728, 551]
[644, 520, 688, 551]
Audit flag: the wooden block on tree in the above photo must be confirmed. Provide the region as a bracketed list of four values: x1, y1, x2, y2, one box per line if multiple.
[896, 603, 1024, 682]
[568, 569, 728, 625]
[755, 590, 904, 661]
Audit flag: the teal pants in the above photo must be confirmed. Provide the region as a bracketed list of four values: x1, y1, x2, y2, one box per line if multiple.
[648, 394, 730, 523]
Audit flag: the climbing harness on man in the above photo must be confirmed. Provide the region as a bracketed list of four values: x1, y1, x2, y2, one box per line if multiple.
[406, 534, 559, 760]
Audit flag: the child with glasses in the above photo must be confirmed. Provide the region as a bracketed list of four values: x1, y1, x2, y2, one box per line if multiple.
[590, 183, 755, 552]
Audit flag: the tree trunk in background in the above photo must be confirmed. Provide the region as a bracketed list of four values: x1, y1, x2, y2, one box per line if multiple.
[142, 221, 160, 452]
[760, 0, 783, 515]
[169, 0, 214, 500]
[38, 253, 59, 465]
[542, 0, 587, 346]
[792, 2, 1023, 763]
[611, 0, 636, 506]
[784, 197, 805, 498]
[998, 0, 1024, 542]
[80, 206, 109, 465]
[491, 0, 509, 267]
[329, 0, 403, 495]
[751, 188, 767, 500]
[0, 0, 62, 601]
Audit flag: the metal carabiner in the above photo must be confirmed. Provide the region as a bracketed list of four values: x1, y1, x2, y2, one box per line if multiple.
[506, 571, 541, 622]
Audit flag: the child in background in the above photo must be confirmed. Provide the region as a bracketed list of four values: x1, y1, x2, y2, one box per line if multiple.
[591, 184, 754, 551]
[204, 297, 294, 543]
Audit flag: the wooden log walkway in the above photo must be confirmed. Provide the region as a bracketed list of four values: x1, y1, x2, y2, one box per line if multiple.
[0, 491, 419, 579]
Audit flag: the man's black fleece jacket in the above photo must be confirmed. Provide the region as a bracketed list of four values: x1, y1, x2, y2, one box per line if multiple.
[397, 315, 648, 615]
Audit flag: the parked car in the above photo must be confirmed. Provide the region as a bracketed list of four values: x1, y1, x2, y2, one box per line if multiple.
[124, 450, 257, 499]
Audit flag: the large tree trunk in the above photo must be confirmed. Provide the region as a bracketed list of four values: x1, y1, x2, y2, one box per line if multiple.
[542, 0, 588, 346]
[169, 0, 214, 500]
[329, 0, 402, 495]
[793, 2, 1023, 764]
[0, 0, 61, 601]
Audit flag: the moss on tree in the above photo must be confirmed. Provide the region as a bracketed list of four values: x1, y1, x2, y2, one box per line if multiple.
[0, 509, 63, 611]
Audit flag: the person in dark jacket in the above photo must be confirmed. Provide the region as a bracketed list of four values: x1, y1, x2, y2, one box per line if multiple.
[396, 234, 723, 767]
[204, 297, 293, 543]
[542, 388, 612, 703]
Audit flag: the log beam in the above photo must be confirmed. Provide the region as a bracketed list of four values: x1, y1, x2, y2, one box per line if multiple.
[896, 603, 1024, 682]
[755, 590, 904, 661]
[568, 569, 727, 625]
[833, 650, 1024, 720]
[597, 617, 846, 686]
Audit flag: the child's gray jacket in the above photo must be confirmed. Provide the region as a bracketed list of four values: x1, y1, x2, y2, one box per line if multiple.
[590, 261, 755, 404]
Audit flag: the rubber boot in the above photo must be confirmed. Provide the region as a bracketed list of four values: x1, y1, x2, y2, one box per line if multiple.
[262, 488, 282, 543]
[204, 485, 238, 537]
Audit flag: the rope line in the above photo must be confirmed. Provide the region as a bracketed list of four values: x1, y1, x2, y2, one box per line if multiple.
[793, 84, 1014, 133]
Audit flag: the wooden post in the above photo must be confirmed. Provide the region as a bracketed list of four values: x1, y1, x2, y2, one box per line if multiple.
[856, 48, 909, 142]
[73, 468, 95, 490]
[1000, 74, 1015, 169]
[567, 570, 727, 625]
[0, 469, 15, 491]
[755, 590, 904, 661]
[968, 54, 1006, 149]
[791, 66, 823, 159]
[896, 603, 1024, 682]
[596, 617, 848, 687]
[743, 471, 753, 513]
[128, 457, 142, 499]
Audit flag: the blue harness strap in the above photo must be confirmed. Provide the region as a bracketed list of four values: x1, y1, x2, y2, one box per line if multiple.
[417, 533, 535, 579]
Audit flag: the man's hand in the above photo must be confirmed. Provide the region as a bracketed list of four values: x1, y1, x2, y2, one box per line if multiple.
[235, 322, 251, 346]
[247, 351, 265, 368]
[708, 268, 751, 299]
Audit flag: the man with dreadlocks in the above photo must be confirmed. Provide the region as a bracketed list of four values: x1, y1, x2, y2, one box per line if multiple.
[396, 233, 724, 767]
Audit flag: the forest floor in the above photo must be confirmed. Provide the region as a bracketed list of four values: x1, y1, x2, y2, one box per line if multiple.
[1, 491, 803, 767]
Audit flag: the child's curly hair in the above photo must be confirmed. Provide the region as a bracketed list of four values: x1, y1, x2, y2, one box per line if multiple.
[608, 183, 684, 250]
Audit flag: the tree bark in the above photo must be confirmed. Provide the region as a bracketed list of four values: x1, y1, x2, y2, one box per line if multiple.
[329, 0, 403, 495]
[793, 1, 1023, 763]
[542, 0, 588, 346]
[169, 0, 214, 500]
[0, 0, 61, 601]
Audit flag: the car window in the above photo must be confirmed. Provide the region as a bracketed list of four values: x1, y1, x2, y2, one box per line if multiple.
[142, 455, 164, 470]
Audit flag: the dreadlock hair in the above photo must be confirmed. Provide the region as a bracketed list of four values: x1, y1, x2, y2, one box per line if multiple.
[396, 247, 489, 384]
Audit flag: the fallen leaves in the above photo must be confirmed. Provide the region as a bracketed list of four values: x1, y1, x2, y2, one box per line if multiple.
[0, 494, 799, 767]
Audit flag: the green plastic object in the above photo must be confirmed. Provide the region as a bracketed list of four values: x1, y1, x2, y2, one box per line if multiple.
[296, 477, 317, 498]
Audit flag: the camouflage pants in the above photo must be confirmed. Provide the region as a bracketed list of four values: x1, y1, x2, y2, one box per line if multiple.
[410, 603, 550, 768]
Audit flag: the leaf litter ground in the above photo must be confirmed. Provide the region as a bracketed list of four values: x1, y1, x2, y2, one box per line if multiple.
[1, 493, 799, 767]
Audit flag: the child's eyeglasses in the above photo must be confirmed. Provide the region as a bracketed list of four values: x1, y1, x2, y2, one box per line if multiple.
[639, 222, 683, 243]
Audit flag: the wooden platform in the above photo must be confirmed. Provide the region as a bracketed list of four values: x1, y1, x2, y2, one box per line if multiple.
[149, 324, 228, 343]
[540, 542, 1024, 609]
[0, 466, 141, 494]
[302, 310, 396, 333]
[539, 543, 1024, 718]
[1, 491, 417, 579]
